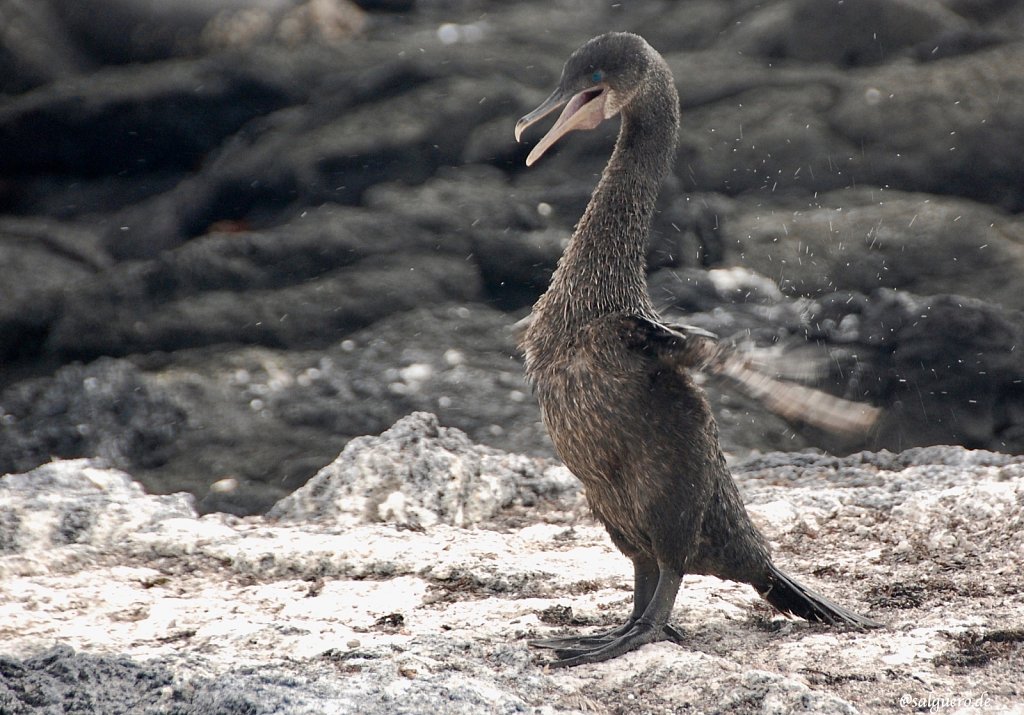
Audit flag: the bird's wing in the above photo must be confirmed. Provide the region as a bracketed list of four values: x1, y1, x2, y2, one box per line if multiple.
[615, 314, 721, 369]
[616, 313, 880, 436]
[709, 351, 881, 435]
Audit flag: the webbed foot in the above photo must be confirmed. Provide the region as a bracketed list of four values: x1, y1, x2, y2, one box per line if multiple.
[542, 620, 667, 668]
[530, 621, 685, 666]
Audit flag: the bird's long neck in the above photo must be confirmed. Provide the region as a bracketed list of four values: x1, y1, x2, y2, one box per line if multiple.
[540, 72, 680, 333]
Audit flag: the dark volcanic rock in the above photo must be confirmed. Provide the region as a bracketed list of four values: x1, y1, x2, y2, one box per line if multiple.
[93, 52, 531, 258]
[2, 0, 1024, 516]
[669, 42, 1024, 209]
[0, 0, 93, 94]
[0, 53, 298, 179]
[729, 0, 972, 67]
[39, 203, 481, 359]
[48, 252, 482, 358]
[50, 0, 366, 65]
[827, 290, 1024, 453]
[0, 645, 175, 714]
[3, 297, 894, 515]
[828, 42, 1024, 209]
[365, 166, 573, 308]
[3, 303, 540, 513]
[653, 272, 1024, 456]
[0, 217, 108, 362]
[722, 189, 1024, 310]
[0, 644, 305, 715]
[0, 358, 186, 476]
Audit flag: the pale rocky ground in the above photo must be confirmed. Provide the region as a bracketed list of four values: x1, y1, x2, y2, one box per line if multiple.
[2, 412, 1023, 713]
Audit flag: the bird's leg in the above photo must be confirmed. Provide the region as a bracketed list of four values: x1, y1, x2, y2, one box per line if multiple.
[530, 556, 660, 650]
[543, 564, 683, 667]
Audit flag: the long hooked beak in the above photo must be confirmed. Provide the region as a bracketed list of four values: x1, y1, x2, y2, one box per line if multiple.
[514, 85, 609, 166]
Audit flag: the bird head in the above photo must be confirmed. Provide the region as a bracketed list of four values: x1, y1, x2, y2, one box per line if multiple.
[514, 32, 655, 166]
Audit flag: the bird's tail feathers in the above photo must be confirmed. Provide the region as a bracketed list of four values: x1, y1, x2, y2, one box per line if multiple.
[758, 563, 881, 630]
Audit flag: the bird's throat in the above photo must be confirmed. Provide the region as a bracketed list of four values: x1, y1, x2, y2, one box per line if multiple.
[541, 104, 678, 331]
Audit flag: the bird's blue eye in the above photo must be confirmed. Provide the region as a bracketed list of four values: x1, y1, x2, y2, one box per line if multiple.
[591, 71, 603, 84]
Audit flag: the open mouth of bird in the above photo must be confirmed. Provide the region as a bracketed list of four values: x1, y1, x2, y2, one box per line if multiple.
[568, 87, 605, 116]
[516, 84, 610, 166]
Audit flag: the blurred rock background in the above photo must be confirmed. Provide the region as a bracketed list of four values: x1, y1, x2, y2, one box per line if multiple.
[3, 0, 1024, 514]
